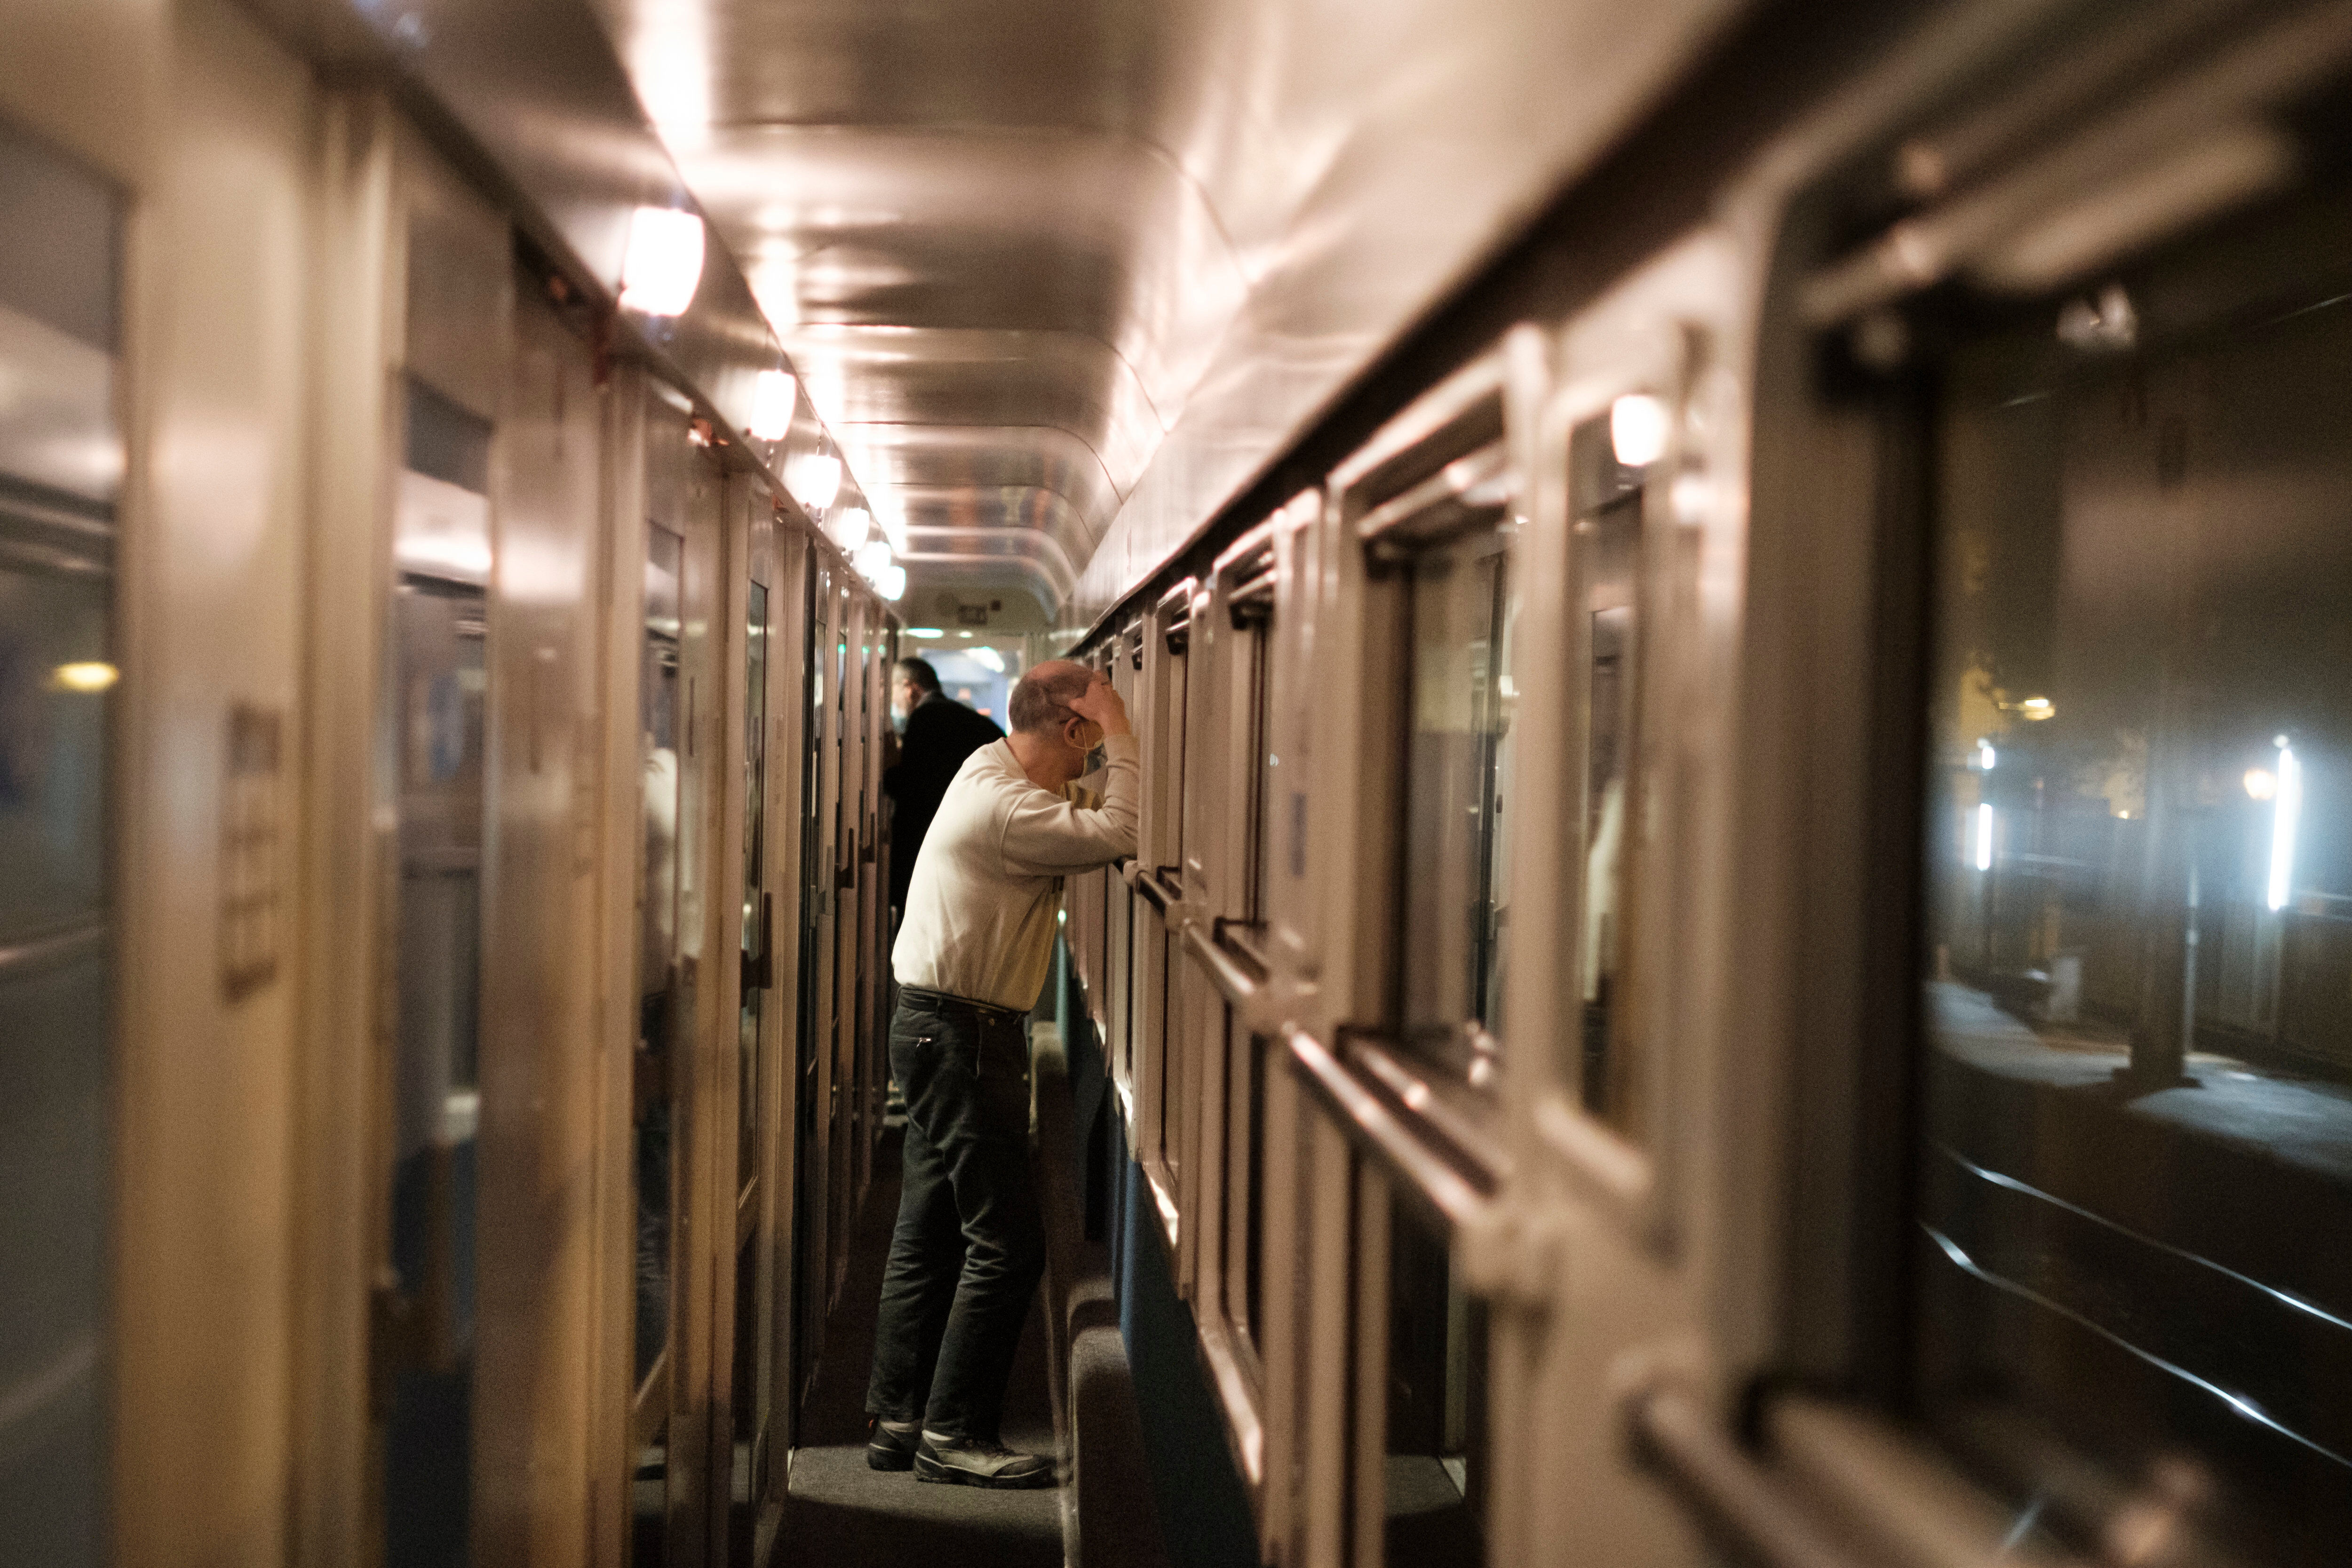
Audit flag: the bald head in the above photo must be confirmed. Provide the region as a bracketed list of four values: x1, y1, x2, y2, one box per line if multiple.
[1008, 660, 1096, 735]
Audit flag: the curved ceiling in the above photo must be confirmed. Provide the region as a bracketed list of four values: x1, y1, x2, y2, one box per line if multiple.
[591, 0, 1741, 626]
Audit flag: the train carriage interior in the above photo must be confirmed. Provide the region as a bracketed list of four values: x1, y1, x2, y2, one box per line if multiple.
[13, 0, 2352, 1566]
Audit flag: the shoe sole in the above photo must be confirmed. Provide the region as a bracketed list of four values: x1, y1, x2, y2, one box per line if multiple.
[867, 1444, 916, 1472]
[913, 1454, 1055, 1489]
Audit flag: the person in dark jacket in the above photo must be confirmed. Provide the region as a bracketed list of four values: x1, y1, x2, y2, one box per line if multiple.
[884, 657, 1005, 914]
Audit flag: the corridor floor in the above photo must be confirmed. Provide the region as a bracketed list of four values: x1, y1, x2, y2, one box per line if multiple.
[765, 1126, 1064, 1568]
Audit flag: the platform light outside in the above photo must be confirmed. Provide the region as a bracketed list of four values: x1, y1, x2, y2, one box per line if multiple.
[1610, 393, 1670, 468]
[966, 645, 1006, 675]
[2267, 737, 2302, 912]
[1974, 802, 1994, 872]
[619, 206, 705, 317]
[50, 661, 118, 692]
[750, 369, 796, 441]
[1977, 738, 1996, 771]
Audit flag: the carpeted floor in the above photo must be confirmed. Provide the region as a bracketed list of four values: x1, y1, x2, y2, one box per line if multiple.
[766, 1126, 1064, 1568]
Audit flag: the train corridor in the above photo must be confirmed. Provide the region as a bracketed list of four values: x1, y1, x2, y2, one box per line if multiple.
[762, 1122, 1064, 1568]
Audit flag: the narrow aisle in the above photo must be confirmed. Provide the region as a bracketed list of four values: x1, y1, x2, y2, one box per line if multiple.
[770, 1126, 1064, 1568]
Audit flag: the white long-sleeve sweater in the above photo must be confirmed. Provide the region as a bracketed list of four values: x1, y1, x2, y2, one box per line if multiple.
[890, 733, 1140, 1011]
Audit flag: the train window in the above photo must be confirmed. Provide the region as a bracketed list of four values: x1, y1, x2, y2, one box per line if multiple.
[638, 521, 685, 1391]
[1910, 171, 2352, 1561]
[1399, 517, 1516, 1054]
[1569, 406, 1650, 1135]
[382, 369, 495, 1567]
[0, 114, 119, 1568]
[1383, 1193, 1488, 1568]
[1366, 423, 1515, 1084]
[740, 575, 769, 1190]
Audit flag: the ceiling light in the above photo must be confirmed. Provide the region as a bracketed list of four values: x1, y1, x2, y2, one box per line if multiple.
[833, 506, 872, 552]
[619, 206, 706, 318]
[876, 564, 906, 601]
[750, 369, 796, 441]
[1610, 394, 1669, 468]
[855, 538, 892, 578]
[794, 453, 843, 512]
[906, 628, 944, 638]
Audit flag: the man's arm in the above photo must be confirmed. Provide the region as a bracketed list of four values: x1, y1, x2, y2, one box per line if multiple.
[997, 735, 1140, 871]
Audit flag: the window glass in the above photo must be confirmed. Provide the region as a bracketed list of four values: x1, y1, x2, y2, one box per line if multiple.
[1915, 186, 2352, 1562]
[0, 115, 118, 1568]
[1571, 409, 1648, 1133]
[636, 523, 685, 1390]
[1399, 522, 1515, 1081]
[1383, 1192, 1487, 1568]
[740, 579, 769, 1187]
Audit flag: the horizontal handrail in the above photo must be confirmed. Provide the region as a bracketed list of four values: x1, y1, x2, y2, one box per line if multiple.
[1182, 920, 1265, 1008]
[1287, 1029, 1489, 1232]
[1347, 1036, 1510, 1192]
[1628, 1387, 1867, 1568]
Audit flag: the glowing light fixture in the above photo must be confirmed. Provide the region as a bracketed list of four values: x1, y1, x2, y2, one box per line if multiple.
[876, 564, 906, 602]
[1975, 802, 1994, 872]
[1978, 739, 1996, 771]
[50, 661, 118, 693]
[1610, 394, 1670, 468]
[2245, 768, 2277, 802]
[906, 628, 944, 639]
[794, 453, 843, 512]
[855, 538, 892, 579]
[2267, 738, 2302, 912]
[619, 206, 706, 317]
[834, 506, 873, 552]
[750, 369, 796, 441]
[2018, 696, 2055, 721]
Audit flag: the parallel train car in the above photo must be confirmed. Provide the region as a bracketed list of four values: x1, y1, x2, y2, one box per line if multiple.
[1061, 4, 2352, 1567]
[6, 0, 2352, 1566]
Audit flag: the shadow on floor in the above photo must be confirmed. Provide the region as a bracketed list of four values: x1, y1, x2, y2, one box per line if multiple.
[767, 1126, 1063, 1568]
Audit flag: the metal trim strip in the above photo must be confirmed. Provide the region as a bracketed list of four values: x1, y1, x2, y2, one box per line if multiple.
[1285, 1028, 1490, 1233]
[0, 920, 106, 980]
[1181, 921, 1264, 1009]
[1628, 1387, 1867, 1568]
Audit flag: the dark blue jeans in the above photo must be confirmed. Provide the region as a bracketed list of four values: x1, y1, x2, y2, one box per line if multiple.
[865, 987, 1046, 1441]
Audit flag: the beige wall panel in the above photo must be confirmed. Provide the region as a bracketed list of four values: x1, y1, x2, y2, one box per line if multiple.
[0, 0, 161, 186]
[111, 0, 318, 1562]
[287, 88, 399, 1568]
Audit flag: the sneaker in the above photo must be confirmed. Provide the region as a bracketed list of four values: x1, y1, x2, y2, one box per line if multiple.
[914, 1432, 1056, 1489]
[866, 1417, 921, 1471]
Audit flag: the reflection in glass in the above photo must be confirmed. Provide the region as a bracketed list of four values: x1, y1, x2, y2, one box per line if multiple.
[638, 524, 684, 1389]
[1916, 196, 2352, 1563]
[1572, 412, 1645, 1132]
[1384, 1193, 1486, 1568]
[382, 376, 492, 1568]
[1399, 523, 1515, 1080]
[741, 581, 769, 1188]
[0, 114, 118, 1568]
